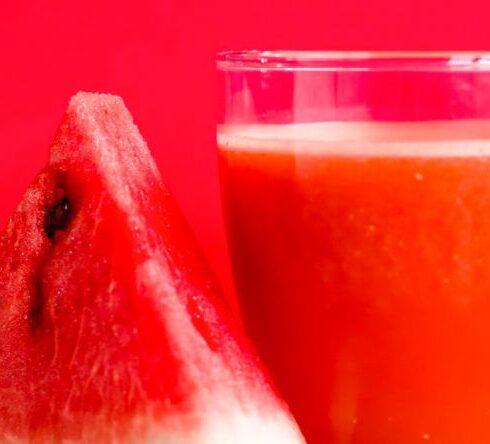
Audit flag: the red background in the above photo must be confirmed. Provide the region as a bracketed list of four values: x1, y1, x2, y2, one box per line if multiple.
[1, 0, 490, 302]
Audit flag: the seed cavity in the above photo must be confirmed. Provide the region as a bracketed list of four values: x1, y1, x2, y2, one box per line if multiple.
[30, 272, 44, 333]
[30, 187, 74, 332]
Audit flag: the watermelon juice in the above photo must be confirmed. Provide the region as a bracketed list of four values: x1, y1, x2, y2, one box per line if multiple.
[218, 119, 490, 444]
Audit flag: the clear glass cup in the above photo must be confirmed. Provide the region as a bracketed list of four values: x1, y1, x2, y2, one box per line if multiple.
[217, 51, 490, 444]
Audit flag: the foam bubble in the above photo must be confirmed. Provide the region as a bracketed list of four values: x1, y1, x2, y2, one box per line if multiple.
[218, 120, 490, 158]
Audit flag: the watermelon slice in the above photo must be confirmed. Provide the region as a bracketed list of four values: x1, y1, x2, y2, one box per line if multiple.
[0, 92, 305, 443]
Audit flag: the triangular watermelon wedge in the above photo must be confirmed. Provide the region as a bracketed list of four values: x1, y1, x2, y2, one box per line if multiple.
[0, 92, 305, 443]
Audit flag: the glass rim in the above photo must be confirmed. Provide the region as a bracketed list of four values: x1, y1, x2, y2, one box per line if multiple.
[217, 50, 490, 72]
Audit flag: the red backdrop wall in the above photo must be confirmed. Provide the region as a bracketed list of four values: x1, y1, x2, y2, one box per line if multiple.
[2, 0, 490, 304]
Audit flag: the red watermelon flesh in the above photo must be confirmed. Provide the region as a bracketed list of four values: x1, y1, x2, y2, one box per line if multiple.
[0, 92, 305, 443]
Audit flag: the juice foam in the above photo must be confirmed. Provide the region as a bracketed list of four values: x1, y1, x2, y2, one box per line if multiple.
[218, 120, 490, 157]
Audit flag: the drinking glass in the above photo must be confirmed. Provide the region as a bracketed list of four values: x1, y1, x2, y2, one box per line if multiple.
[217, 51, 490, 444]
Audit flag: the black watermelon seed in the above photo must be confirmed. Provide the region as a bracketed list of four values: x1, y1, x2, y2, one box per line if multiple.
[45, 196, 72, 240]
